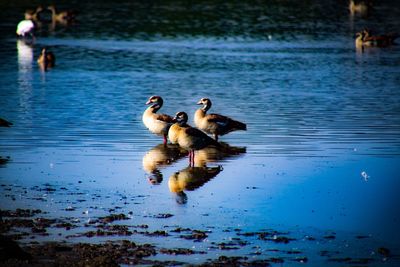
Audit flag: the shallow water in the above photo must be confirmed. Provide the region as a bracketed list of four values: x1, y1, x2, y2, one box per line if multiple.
[1, 0, 400, 265]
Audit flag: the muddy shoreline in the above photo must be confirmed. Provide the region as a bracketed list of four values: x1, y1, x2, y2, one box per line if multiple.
[1, 205, 398, 266]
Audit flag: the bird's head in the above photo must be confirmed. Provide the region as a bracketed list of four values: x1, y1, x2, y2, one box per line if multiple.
[197, 98, 212, 111]
[174, 111, 188, 125]
[146, 95, 163, 106]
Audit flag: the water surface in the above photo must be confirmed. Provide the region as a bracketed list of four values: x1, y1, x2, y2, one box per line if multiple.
[1, 0, 400, 265]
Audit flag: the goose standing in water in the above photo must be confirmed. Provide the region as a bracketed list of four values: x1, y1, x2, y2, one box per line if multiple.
[143, 96, 174, 145]
[195, 98, 246, 141]
[37, 48, 56, 71]
[169, 111, 220, 166]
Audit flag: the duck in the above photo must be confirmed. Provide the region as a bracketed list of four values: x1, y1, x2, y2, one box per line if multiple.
[169, 111, 220, 166]
[47, 5, 75, 23]
[349, 0, 371, 16]
[37, 48, 56, 70]
[143, 96, 174, 145]
[355, 31, 365, 49]
[16, 20, 35, 37]
[0, 118, 13, 127]
[362, 29, 398, 47]
[25, 6, 44, 21]
[194, 98, 246, 141]
[355, 29, 398, 48]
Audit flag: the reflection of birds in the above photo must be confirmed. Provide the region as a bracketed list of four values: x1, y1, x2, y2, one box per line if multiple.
[47, 5, 75, 23]
[195, 98, 246, 141]
[17, 40, 33, 69]
[16, 20, 35, 37]
[194, 142, 246, 167]
[25, 6, 44, 21]
[349, 0, 371, 17]
[169, 111, 220, 166]
[168, 165, 223, 204]
[37, 48, 56, 71]
[0, 156, 11, 166]
[143, 96, 174, 145]
[356, 29, 398, 49]
[0, 118, 13, 127]
[142, 143, 187, 184]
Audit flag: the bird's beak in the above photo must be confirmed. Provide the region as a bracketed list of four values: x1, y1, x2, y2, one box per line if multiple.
[145, 100, 152, 105]
[196, 100, 202, 105]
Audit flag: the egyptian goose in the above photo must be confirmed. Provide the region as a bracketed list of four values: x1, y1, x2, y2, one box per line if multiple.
[25, 6, 44, 21]
[169, 111, 220, 166]
[355, 32, 364, 49]
[0, 118, 13, 127]
[37, 48, 56, 70]
[47, 5, 75, 23]
[16, 20, 35, 37]
[362, 29, 398, 47]
[143, 96, 174, 145]
[349, 0, 371, 16]
[194, 98, 246, 141]
[356, 29, 398, 48]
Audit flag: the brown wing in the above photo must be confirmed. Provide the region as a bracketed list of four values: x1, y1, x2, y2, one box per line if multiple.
[206, 113, 229, 124]
[208, 113, 246, 133]
[185, 127, 220, 148]
[364, 35, 387, 42]
[185, 127, 209, 138]
[154, 113, 174, 123]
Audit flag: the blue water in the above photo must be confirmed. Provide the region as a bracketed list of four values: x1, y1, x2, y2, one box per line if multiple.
[1, 0, 400, 265]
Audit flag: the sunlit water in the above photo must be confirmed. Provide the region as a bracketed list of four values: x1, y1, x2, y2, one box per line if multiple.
[1, 0, 400, 265]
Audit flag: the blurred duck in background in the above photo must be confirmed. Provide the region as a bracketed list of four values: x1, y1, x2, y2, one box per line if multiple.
[356, 29, 398, 49]
[349, 0, 372, 17]
[37, 48, 56, 71]
[47, 5, 75, 24]
[25, 6, 44, 21]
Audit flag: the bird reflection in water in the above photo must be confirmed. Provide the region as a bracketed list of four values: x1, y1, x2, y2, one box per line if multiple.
[142, 143, 187, 184]
[17, 40, 35, 111]
[17, 40, 33, 71]
[168, 143, 246, 204]
[194, 142, 246, 167]
[168, 165, 223, 204]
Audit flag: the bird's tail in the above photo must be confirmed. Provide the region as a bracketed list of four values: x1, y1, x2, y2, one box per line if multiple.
[231, 120, 247, 131]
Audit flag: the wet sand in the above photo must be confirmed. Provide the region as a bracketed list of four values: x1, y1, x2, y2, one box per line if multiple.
[1, 181, 398, 266]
